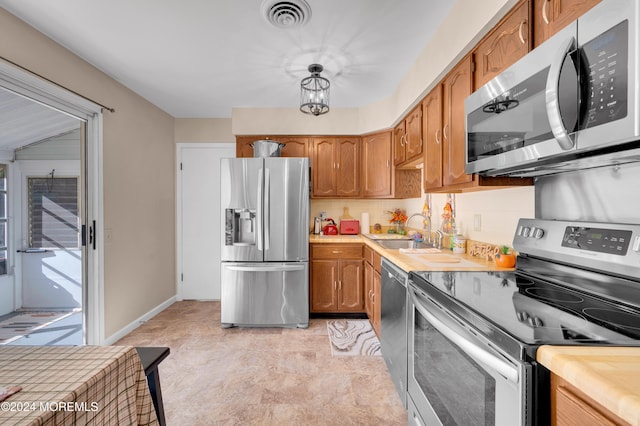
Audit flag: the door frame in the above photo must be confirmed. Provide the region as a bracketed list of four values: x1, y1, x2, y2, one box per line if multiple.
[176, 142, 235, 300]
[0, 59, 104, 344]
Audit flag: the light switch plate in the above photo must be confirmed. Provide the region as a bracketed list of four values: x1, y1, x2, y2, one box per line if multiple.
[473, 214, 481, 232]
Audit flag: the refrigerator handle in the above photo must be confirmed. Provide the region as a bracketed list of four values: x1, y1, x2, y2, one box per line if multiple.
[264, 168, 270, 251]
[224, 264, 306, 272]
[256, 167, 264, 251]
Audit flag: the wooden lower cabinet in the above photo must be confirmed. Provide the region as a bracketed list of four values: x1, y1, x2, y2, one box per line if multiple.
[363, 245, 381, 336]
[550, 373, 627, 426]
[310, 244, 364, 313]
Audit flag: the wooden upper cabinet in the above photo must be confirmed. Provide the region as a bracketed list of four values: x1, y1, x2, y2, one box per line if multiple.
[405, 105, 423, 160]
[336, 137, 360, 197]
[533, 0, 601, 47]
[361, 131, 393, 198]
[442, 54, 474, 187]
[277, 137, 310, 157]
[422, 85, 443, 192]
[311, 137, 360, 198]
[474, 0, 531, 89]
[235, 136, 309, 158]
[393, 105, 423, 167]
[393, 122, 406, 165]
[312, 137, 337, 197]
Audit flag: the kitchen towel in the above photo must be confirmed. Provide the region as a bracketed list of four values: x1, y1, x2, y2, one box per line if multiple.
[360, 212, 370, 234]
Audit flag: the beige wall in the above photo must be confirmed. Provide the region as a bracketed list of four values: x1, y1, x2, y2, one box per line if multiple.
[175, 118, 234, 142]
[0, 9, 176, 338]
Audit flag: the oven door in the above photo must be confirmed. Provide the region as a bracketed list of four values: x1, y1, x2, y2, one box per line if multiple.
[407, 284, 531, 426]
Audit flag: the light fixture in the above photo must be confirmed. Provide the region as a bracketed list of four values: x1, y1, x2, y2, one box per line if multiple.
[300, 64, 330, 116]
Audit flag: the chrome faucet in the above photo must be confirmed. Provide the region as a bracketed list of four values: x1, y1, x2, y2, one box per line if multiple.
[404, 213, 432, 245]
[433, 230, 444, 249]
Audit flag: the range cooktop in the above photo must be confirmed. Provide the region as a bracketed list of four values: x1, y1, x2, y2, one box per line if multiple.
[410, 267, 640, 348]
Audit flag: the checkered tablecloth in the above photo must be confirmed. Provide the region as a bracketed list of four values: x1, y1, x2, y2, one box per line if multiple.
[0, 345, 158, 425]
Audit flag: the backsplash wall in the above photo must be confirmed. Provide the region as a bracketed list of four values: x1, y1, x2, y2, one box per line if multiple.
[311, 186, 535, 247]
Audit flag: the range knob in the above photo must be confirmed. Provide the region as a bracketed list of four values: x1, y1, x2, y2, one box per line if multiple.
[528, 316, 544, 327]
[521, 227, 531, 238]
[532, 227, 545, 239]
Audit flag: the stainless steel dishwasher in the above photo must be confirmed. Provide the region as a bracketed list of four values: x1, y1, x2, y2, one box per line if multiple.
[380, 257, 408, 408]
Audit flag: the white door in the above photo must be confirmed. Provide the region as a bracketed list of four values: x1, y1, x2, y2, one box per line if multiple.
[178, 143, 235, 300]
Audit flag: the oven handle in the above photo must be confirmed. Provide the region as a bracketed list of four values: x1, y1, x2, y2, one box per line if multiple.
[409, 287, 520, 384]
[545, 35, 576, 150]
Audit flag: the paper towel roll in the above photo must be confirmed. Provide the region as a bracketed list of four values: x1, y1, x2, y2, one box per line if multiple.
[360, 212, 370, 234]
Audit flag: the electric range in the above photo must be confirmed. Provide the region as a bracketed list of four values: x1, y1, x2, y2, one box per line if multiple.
[406, 218, 640, 425]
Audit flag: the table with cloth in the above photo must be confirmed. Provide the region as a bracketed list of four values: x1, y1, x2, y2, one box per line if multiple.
[0, 345, 158, 425]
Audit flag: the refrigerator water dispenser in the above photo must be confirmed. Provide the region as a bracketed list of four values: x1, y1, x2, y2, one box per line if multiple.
[225, 208, 256, 246]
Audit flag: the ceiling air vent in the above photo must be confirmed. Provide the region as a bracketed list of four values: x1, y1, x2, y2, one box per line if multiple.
[262, 0, 311, 29]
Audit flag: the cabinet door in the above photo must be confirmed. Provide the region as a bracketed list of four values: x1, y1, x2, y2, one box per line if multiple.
[393, 122, 406, 166]
[361, 131, 393, 198]
[235, 136, 260, 158]
[405, 105, 423, 160]
[372, 269, 381, 336]
[364, 261, 374, 319]
[338, 260, 364, 312]
[474, 0, 530, 88]
[442, 55, 474, 187]
[423, 86, 443, 191]
[311, 137, 336, 197]
[310, 260, 337, 312]
[279, 137, 309, 157]
[533, 0, 600, 47]
[336, 137, 360, 197]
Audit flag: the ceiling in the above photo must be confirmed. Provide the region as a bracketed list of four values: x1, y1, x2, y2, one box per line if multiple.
[0, 87, 80, 151]
[0, 0, 454, 118]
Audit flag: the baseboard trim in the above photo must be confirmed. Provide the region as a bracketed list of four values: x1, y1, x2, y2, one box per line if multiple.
[103, 296, 176, 346]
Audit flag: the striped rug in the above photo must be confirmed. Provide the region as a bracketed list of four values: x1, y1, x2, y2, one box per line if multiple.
[0, 311, 74, 345]
[327, 319, 381, 356]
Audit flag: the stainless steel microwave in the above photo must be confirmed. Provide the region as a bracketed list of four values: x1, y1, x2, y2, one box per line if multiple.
[465, 0, 640, 177]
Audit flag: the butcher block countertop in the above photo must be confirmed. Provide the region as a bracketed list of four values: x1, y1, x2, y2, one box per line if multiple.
[537, 346, 640, 425]
[309, 234, 514, 272]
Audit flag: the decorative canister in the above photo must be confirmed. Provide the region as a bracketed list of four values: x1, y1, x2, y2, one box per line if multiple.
[452, 234, 466, 253]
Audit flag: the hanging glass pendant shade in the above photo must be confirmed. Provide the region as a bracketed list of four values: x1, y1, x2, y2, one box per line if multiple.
[300, 64, 330, 116]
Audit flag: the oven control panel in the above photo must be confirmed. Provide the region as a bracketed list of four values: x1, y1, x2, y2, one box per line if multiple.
[561, 226, 632, 255]
[514, 219, 640, 280]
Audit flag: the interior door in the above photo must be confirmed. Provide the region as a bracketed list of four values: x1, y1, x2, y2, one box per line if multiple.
[178, 143, 235, 300]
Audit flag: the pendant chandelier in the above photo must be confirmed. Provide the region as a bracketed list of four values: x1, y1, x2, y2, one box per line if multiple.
[300, 64, 330, 116]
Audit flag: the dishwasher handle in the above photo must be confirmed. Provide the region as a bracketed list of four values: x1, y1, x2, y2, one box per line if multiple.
[409, 286, 520, 384]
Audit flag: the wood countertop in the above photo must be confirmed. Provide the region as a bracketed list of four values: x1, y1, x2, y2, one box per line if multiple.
[537, 346, 640, 425]
[309, 234, 513, 272]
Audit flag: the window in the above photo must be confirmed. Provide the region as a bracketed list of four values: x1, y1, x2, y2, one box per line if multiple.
[28, 176, 79, 249]
[0, 165, 6, 275]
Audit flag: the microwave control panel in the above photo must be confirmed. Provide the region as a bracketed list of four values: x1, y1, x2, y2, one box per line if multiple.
[582, 20, 628, 128]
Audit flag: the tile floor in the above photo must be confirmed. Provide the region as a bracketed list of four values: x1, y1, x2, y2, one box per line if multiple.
[115, 301, 407, 425]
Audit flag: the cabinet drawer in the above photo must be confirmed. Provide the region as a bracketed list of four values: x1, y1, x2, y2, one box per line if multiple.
[312, 244, 362, 259]
[373, 252, 382, 272]
[363, 245, 374, 264]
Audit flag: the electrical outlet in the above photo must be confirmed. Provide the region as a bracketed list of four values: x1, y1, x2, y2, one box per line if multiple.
[473, 214, 482, 232]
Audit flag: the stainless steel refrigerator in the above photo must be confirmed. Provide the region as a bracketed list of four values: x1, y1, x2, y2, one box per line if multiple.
[220, 157, 309, 328]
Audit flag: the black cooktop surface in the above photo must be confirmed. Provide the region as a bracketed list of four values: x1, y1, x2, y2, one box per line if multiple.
[409, 261, 640, 349]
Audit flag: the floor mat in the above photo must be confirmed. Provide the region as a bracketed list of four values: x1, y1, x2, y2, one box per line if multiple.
[327, 319, 381, 356]
[0, 311, 75, 345]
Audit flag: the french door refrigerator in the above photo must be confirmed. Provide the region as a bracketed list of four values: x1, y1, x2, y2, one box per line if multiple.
[220, 157, 309, 328]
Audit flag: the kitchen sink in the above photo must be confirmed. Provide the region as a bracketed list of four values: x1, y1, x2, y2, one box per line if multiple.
[375, 240, 435, 250]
